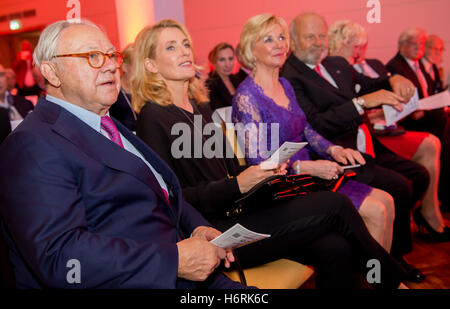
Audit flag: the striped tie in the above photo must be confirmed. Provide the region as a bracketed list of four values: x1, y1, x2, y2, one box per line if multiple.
[101, 115, 124, 148]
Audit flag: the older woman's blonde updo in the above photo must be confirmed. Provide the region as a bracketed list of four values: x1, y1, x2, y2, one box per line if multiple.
[132, 19, 208, 113]
[238, 13, 289, 71]
[328, 20, 368, 56]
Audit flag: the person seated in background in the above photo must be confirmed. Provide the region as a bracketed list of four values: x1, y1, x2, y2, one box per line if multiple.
[109, 44, 137, 131]
[422, 34, 446, 93]
[12, 40, 42, 97]
[206, 43, 242, 110]
[281, 12, 431, 282]
[0, 19, 246, 289]
[4, 68, 18, 96]
[234, 43, 250, 83]
[133, 18, 408, 289]
[328, 20, 449, 241]
[0, 64, 34, 126]
[386, 27, 450, 212]
[232, 13, 397, 251]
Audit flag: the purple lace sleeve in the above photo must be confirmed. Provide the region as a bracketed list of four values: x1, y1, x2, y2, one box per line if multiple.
[232, 81, 267, 166]
[303, 122, 334, 159]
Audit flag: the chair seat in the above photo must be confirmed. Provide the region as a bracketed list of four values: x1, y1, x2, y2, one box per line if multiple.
[223, 259, 314, 289]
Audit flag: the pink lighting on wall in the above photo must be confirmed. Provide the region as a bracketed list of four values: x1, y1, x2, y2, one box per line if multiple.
[114, 0, 155, 50]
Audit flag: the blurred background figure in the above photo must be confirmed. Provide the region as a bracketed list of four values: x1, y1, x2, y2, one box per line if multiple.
[422, 34, 446, 93]
[109, 44, 137, 132]
[387, 27, 450, 213]
[206, 42, 242, 110]
[4, 68, 18, 96]
[12, 40, 41, 97]
[0, 64, 34, 143]
[234, 43, 250, 82]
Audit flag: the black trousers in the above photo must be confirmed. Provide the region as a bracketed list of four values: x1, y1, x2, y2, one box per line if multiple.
[401, 108, 450, 208]
[211, 191, 406, 289]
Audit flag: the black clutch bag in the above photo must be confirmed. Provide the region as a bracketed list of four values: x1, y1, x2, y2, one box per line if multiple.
[228, 170, 356, 217]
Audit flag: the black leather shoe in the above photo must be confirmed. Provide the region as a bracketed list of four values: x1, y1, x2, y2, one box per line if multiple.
[396, 257, 425, 283]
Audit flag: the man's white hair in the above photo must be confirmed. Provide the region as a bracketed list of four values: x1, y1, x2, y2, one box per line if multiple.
[398, 27, 427, 49]
[33, 19, 100, 68]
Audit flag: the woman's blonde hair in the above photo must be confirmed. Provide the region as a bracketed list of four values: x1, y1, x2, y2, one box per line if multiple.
[239, 13, 289, 70]
[328, 20, 367, 55]
[132, 19, 208, 113]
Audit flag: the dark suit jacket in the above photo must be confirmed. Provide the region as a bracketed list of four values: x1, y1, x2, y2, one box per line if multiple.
[281, 54, 391, 150]
[386, 52, 448, 137]
[206, 73, 242, 110]
[0, 108, 11, 144]
[0, 98, 242, 289]
[364, 58, 391, 78]
[109, 89, 136, 132]
[423, 61, 444, 94]
[10, 94, 34, 118]
[386, 52, 435, 99]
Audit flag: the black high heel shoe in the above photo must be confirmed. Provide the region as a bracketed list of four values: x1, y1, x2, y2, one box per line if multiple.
[413, 208, 450, 242]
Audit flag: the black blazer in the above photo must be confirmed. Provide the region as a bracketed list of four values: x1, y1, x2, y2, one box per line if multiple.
[280, 54, 391, 150]
[109, 89, 136, 131]
[386, 52, 448, 136]
[10, 94, 34, 118]
[0, 108, 11, 144]
[365, 58, 391, 78]
[423, 61, 444, 94]
[386, 52, 435, 99]
[206, 73, 242, 110]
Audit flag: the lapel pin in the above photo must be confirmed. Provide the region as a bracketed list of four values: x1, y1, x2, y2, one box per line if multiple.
[336, 70, 341, 74]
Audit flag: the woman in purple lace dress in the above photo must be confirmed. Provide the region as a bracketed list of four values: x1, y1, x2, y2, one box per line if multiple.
[232, 14, 395, 251]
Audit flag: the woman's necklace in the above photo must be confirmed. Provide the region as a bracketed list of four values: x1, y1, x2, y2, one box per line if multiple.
[172, 101, 234, 179]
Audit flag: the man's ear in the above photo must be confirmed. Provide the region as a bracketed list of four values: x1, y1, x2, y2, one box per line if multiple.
[40, 61, 61, 87]
[144, 58, 158, 74]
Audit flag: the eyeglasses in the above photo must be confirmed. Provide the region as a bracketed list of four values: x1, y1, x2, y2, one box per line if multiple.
[53, 51, 123, 69]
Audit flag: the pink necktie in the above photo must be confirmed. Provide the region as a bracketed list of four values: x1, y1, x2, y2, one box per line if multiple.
[101, 115, 124, 148]
[414, 61, 429, 98]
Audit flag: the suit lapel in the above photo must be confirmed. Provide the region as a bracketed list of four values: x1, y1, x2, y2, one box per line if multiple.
[37, 99, 176, 212]
[394, 53, 423, 95]
[286, 55, 351, 100]
[322, 59, 354, 98]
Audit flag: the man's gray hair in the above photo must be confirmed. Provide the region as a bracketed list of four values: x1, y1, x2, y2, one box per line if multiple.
[33, 19, 100, 68]
[398, 27, 427, 49]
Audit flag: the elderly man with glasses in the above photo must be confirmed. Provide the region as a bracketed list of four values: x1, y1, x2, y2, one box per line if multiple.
[0, 20, 245, 289]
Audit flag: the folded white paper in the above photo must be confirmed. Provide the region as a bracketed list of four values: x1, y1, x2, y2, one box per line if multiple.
[260, 141, 308, 170]
[210, 223, 270, 250]
[382, 89, 419, 126]
[418, 90, 450, 110]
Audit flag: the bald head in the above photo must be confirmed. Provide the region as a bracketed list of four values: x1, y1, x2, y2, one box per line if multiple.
[289, 12, 328, 65]
[425, 34, 444, 64]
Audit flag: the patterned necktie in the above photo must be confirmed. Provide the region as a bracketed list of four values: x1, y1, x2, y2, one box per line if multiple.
[414, 61, 429, 98]
[101, 115, 124, 148]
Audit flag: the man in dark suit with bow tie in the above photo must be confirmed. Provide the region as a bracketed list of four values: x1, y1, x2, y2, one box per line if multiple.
[281, 12, 430, 282]
[0, 20, 244, 289]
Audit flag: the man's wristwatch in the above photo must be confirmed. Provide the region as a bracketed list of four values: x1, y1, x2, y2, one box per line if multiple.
[352, 97, 366, 109]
